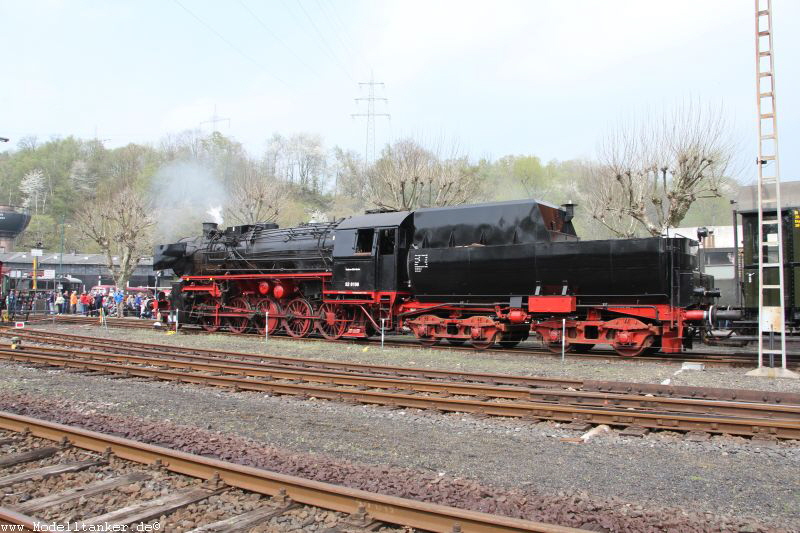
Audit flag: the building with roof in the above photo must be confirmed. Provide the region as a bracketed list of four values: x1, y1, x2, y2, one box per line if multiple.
[0, 251, 169, 290]
[667, 224, 742, 306]
[737, 181, 800, 211]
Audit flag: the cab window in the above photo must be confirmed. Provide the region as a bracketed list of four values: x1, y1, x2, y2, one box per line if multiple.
[355, 229, 374, 254]
[378, 229, 395, 254]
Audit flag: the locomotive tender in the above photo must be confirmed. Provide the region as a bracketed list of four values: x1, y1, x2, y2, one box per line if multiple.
[154, 199, 722, 356]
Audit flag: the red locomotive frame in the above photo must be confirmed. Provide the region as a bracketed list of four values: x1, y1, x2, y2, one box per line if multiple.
[161, 271, 707, 357]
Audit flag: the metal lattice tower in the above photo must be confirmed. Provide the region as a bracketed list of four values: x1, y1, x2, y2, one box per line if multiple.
[352, 73, 390, 168]
[200, 105, 231, 132]
[748, 0, 798, 379]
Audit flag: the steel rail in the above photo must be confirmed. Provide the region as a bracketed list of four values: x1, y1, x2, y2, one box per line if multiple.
[17, 315, 755, 360]
[6, 327, 800, 405]
[1, 349, 799, 439]
[2, 327, 582, 388]
[0, 507, 35, 530]
[2, 343, 798, 422]
[23, 316, 784, 367]
[0, 412, 583, 533]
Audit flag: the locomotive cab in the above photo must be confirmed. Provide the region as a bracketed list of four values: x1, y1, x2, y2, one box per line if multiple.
[331, 210, 413, 293]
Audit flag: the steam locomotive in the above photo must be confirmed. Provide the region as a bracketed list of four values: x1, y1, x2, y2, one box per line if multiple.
[154, 199, 729, 355]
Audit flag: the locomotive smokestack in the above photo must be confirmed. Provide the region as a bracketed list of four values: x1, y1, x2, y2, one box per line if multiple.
[561, 202, 576, 223]
[202, 222, 218, 237]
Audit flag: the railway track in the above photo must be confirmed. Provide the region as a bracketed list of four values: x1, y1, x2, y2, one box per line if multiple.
[0, 411, 583, 532]
[2, 328, 799, 440]
[6, 327, 799, 404]
[23, 314, 800, 369]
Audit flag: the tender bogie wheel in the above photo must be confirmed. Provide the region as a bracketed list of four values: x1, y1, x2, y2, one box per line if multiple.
[644, 337, 662, 355]
[284, 298, 314, 338]
[226, 297, 251, 334]
[471, 334, 497, 351]
[413, 314, 442, 346]
[544, 342, 574, 354]
[316, 303, 349, 340]
[254, 297, 281, 335]
[605, 317, 653, 357]
[613, 337, 653, 357]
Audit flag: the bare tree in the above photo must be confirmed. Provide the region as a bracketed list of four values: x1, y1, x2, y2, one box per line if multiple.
[584, 163, 640, 237]
[331, 147, 365, 200]
[16, 136, 39, 152]
[69, 160, 98, 195]
[367, 138, 480, 211]
[588, 102, 736, 237]
[159, 129, 205, 161]
[263, 133, 287, 178]
[290, 133, 326, 192]
[224, 161, 288, 225]
[263, 133, 327, 193]
[76, 186, 154, 290]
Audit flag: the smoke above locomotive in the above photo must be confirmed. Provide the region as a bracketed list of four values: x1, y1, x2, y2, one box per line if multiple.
[154, 199, 720, 355]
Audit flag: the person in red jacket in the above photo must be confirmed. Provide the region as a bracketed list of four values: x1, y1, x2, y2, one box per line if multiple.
[79, 292, 90, 315]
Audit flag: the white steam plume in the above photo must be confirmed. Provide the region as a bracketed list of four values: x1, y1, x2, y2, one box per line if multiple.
[206, 205, 224, 225]
[150, 160, 229, 242]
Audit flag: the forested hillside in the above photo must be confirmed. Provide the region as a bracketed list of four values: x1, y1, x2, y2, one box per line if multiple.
[0, 129, 737, 254]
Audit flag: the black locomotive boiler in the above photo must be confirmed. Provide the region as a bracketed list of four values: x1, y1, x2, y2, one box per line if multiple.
[154, 199, 722, 355]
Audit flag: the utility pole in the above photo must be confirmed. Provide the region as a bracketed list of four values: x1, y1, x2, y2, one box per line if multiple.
[200, 105, 231, 132]
[59, 212, 66, 279]
[351, 73, 390, 171]
[31, 242, 43, 291]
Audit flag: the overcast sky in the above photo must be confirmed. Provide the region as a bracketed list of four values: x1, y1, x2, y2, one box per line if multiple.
[1, 0, 798, 180]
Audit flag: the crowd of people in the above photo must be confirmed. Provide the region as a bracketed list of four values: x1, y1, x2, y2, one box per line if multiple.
[2, 288, 158, 321]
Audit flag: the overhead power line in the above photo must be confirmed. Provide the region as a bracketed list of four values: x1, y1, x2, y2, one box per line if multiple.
[172, 0, 291, 89]
[314, 0, 370, 73]
[238, 0, 322, 80]
[292, 0, 356, 83]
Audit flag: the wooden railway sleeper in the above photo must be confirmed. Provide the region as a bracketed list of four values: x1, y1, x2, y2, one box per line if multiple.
[4, 348, 800, 439]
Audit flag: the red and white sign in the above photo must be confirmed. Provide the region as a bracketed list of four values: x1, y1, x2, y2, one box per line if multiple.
[14, 322, 25, 329]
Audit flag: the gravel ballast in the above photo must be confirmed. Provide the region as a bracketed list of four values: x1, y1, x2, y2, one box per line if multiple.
[20, 323, 800, 394]
[0, 431, 407, 533]
[0, 358, 797, 531]
[0, 391, 795, 533]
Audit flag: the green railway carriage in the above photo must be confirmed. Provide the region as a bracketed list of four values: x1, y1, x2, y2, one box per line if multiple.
[740, 207, 800, 329]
